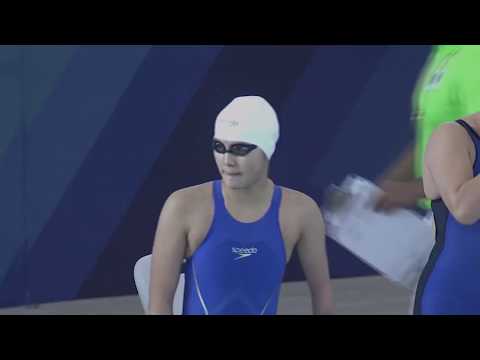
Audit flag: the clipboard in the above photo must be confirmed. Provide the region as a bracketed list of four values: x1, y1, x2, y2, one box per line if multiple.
[323, 175, 435, 290]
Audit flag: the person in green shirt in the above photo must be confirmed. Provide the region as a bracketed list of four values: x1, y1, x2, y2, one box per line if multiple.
[375, 45, 480, 211]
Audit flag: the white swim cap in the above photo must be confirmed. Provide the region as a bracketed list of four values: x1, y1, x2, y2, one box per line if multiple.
[214, 96, 280, 159]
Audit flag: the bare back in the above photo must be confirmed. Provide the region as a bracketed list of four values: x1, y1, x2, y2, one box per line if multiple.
[424, 117, 478, 200]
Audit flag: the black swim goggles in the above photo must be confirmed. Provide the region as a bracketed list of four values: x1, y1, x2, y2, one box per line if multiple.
[212, 139, 258, 157]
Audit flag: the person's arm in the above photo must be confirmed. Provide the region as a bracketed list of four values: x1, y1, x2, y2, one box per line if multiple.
[377, 142, 415, 182]
[374, 178, 425, 211]
[374, 142, 425, 211]
[425, 122, 480, 225]
[148, 191, 189, 315]
[296, 196, 334, 315]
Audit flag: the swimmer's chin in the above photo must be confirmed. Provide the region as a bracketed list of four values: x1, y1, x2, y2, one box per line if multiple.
[221, 177, 247, 189]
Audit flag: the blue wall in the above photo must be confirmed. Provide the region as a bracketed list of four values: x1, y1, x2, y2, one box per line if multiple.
[0, 45, 431, 307]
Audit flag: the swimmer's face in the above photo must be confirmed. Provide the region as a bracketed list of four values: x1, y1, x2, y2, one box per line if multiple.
[213, 139, 269, 189]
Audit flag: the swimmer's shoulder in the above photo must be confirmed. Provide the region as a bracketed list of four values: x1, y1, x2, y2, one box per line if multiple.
[277, 186, 324, 249]
[165, 181, 214, 220]
[278, 186, 323, 220]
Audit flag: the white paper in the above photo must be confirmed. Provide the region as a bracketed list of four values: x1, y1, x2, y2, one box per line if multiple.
[324, 175, 435, 290]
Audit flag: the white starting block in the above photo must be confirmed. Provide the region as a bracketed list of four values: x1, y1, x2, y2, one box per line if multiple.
[134, 254, 185, 315]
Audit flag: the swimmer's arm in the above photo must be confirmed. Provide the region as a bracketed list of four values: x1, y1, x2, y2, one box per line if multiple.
[297, 198, 335, 315]
[148, 191, 188, 315]
[425, 123, 479, 225]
